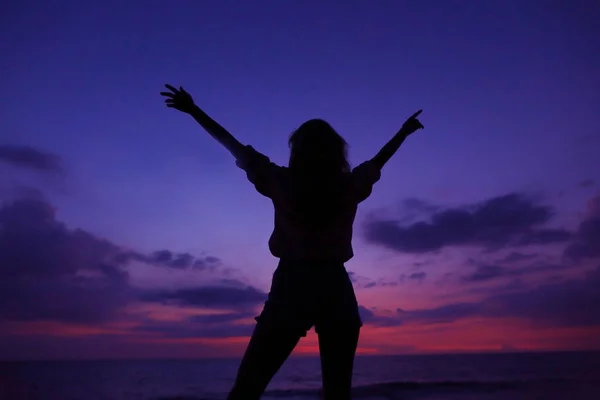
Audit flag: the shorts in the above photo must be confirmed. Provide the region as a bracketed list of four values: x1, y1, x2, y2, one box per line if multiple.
[255, 259, 363, 336]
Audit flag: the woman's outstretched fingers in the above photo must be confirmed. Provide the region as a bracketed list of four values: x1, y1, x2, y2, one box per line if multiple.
[411, 109, 423, 119]
[165, 84, 178, 93]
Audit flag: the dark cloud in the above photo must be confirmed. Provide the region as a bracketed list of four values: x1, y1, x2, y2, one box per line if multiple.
[436, 279, 527, 301]
[564, 195, 600, 261]
[115, 249, 221, 272]
[0, 332, 229, 360]
[461, 262, 566, 283]
[358, 305, 402, 327]
[392, 272, 428, 285]
[131, 309, 259, 339]
[389, 198, 442, 226]
[349, 271, 426, 289]
[406, 272, 427, 283]
[496, 252, 538, 264]
[383, 266, 600, 328]
[484, 266, 600, 327]
[579, 179, 595, 188]
[0, 196, 132, 323]
[377, 280, 399, 287]
[190, 311, 254, 324]
[0, 194, 234, 325]
[348, 271, 377, 289]
[0, 145, 63, 174]
[413, 261, 430, 268]
[364, 193, 572, 254]
[517, 228, 573, 246]
[148, 250, 220, 270]
[462, 265, 504, 282]
[139, 285, 267, 309]
[402, 198, 440, 213]
[218, 278, 250, 288]
[134, 312, 256, 338]
[358, 305, 375, 321]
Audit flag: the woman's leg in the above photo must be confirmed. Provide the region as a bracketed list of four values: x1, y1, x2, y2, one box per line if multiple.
[314, 264, 362, 399]
[317, 326, 360, 400]
[227, 259, 312, 399]
[227, 322, 303, 400]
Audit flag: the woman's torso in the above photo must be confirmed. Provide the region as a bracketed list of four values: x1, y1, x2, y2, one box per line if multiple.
[267, 169, 359, 262]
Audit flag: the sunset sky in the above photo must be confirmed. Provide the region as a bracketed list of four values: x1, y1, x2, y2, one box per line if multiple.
[1, 0, 599, 360]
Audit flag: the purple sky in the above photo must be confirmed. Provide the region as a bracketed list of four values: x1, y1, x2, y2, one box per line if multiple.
[1, 0, 599, 359]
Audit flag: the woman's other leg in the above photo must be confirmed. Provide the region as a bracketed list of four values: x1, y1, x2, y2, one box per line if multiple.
[314, 264, 362, 399]
[227, 259, 313, 399]
[317, 325, 360, 400]
[227, 322, 302, 400]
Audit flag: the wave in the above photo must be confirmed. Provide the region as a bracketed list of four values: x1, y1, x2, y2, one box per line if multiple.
[265, 380, 526, 398]
[155, 378, 577, 400]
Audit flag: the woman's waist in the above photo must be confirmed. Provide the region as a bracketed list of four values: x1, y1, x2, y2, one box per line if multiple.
[270, 227, 352, 248]
[269, 239, 354, 264]
[277, 258, 346, 269]
[274, 259, 351, 284]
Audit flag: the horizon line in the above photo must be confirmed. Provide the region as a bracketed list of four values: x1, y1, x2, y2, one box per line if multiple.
[3, 349, 599, 363]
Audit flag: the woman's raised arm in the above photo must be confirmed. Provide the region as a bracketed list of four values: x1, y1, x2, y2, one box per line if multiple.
[160, 84, 246, 158]
[370, 110, 425, 170]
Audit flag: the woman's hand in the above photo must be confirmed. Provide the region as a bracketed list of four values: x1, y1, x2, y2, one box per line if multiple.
[400, 110, 425, 135]
[160, 84, 196, 114]
[160, 84, 245, 156]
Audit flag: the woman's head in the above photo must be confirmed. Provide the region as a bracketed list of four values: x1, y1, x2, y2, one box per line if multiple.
[288, 119, 350, 174]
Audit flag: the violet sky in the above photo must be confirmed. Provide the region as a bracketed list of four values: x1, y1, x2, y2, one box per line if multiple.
[1, 0, 599, 359]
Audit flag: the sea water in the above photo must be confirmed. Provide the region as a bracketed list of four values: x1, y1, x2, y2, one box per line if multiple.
[2, 352, 600, 399]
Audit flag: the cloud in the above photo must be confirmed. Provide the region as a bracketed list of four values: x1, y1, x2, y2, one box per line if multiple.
[579, 179, 594, 188]
[377, 280, 399, 287]
[460, 262, 566, 283]
[406, 272, 427, 283]
[147, 250, 221, 271]
[0, 196, 132, 323]
[190, 311, 254, 324]
[139, 285, 267, 309]
[402, 198, 440, 213]
[358, 305, 402, 327]
[134, 311, 256, 338]
[364, 193, 572, 254]
[496, 252, 538, 263]
[564, 194, 600, 261]
[349, 270, 426, 289]
[358, 306, 375, 321]
[0, 145, 63, 174]
[115, 249, 221, 273]
[348, 271, 377, 289]
[483, 266, 600, 327]
[0, 193, 237, 325]
[391, 272, 428, 285]
[373, 266, 600, 328]
[357, 193, 600, 329]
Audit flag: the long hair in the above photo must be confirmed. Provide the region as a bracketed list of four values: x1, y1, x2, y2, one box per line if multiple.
[288, 119, 350, 175]
[287, 119, 350, 226]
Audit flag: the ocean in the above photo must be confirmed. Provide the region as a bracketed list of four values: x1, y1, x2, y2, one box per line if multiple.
[2, 352, 599, 400]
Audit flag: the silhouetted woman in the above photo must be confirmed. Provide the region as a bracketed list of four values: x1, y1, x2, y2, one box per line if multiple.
[160, 84, 424, 400]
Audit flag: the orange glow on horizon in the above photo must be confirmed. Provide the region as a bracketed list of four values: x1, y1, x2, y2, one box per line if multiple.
[3, 317, 599, 359]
